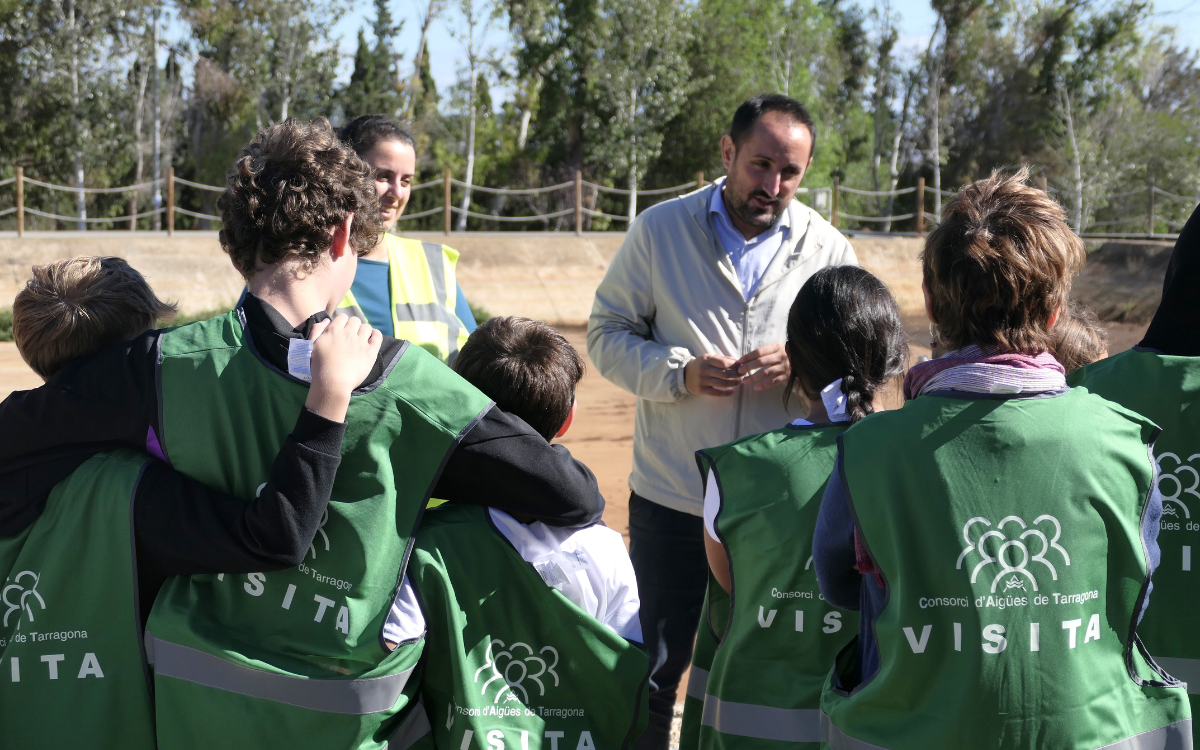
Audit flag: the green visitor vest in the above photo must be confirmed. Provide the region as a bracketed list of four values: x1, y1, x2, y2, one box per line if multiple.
[147, 309, 493, 750]
[1072, 349, 1200, 718]
[695, 424, 856, 748]
[680, 575, 729, 750]
[337, 233, 470, 364]
[0, 449, 155, 749]
[406, 503, 651, 750]
[823, 388, 1191, 750]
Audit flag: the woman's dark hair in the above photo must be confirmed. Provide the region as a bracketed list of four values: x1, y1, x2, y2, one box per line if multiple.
[784, 266, 908, 423]
[339, 114, 416, 157]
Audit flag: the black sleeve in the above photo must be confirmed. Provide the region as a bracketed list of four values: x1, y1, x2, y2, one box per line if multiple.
[133, 408, 346, 611]
[0, 330, 160, 535]
[433, 407, 605, 528]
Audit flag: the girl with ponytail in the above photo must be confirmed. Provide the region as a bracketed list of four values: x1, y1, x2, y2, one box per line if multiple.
[682, 266, 907, 749]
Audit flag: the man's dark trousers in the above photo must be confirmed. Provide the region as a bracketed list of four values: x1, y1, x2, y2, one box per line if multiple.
[629, 492, 709, 750]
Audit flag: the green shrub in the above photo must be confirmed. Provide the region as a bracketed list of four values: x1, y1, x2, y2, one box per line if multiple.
[0, 304, 233, 342]
[468, 301, 493, 325]
[164, 306, 231, 328]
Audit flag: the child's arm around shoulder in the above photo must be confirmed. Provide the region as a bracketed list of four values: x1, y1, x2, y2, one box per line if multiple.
[134, 315, 381, 582]
[0, 330, 161, 523]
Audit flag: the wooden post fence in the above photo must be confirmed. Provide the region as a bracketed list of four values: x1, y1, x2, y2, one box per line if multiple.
[15, 166, 23, 237]
[129, 190, 137, 231]
[1148, 178, 1156, 237]
[916, 176, 925, 236]
[574, 170, 583, 236]
[443, 168, 452, 235]
[166, 168, 175, 236]
[696, 172, 704, 191]
[831, 177, 840, 228]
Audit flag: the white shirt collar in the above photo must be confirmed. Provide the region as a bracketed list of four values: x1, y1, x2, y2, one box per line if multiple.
[821, 378, 852, 423]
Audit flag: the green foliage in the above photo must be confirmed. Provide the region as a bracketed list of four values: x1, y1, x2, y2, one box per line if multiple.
[340, 0, 404, 118]
[0, 307, 12, 343]
[165, 306, 230, 327]
[586, 0, 697, 198]
[467, 301, 493, 324]
[1, 0, 1197, 235]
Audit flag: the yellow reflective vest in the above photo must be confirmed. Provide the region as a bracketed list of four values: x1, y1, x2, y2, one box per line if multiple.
[338, 234, 470, 364]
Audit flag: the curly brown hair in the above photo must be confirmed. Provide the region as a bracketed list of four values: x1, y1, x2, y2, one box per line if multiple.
[217, 118, 382, 279]
[923, 167, 1086, 354]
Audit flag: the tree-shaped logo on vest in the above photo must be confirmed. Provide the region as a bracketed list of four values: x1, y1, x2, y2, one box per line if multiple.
[3, 570, 46, 627]
[473, 639, 561, 703]
[1156, 452, 1200, 520]
[957, 516, 1071, 592]
[309, 508, 331, 559]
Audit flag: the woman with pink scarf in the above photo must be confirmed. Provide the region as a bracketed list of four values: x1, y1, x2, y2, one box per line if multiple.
[813, 169, 1190, 750]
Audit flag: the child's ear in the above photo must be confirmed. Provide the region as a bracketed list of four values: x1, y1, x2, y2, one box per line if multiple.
[554, 400, 577, 439]
[330, 214, 355, 260]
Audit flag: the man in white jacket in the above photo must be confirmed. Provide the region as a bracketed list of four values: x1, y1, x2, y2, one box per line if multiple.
[587, 94, 857, 749]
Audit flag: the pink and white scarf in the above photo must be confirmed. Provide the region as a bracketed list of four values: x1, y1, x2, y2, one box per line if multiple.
[902, 344, 1067, 400]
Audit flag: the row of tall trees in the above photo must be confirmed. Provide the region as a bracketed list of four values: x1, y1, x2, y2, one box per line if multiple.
[2, 0, 1198, 232]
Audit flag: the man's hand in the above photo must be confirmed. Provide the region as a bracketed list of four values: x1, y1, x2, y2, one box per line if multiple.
[305, 314, 382, 422]
[685, 353, 743, 397]
[737, 343, 790, 391]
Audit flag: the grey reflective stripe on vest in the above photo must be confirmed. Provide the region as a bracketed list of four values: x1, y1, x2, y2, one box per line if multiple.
[388, 700, 433, 749]
[145, 633, 413, 715]
[1154, 657, 1200, 694]
[1096, 720, 1192, 750]
[822, 714, 1193, 750]
[685, 666, 708, 701]
[394, 241, 462, 359]
[337, 304, 368, 324]
[821, 714, 889, 750]
[701, 695, 821, 742]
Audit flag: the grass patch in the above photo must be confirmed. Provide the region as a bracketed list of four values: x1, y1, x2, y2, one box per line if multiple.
[0, 304, 230, 343]
[468, 301, 493, 324]
[163, 306, 231, 328]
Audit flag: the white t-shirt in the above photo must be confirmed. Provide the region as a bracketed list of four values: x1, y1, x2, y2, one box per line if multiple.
[384, 509, 643, 645]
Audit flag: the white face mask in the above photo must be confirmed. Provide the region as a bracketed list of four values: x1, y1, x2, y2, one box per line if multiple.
[821, 378, 851, 423]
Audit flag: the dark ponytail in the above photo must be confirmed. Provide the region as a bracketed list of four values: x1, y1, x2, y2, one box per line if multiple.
[784, 266, 908, 423]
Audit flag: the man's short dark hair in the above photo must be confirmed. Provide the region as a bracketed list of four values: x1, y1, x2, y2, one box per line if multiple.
[729, 94, 817, 156]
[452, 317, 584, 441]
[339, 114, 416, 157]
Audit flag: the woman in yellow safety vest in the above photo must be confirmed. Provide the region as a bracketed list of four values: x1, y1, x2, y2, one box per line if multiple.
[337, 114, 475, 363]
